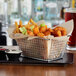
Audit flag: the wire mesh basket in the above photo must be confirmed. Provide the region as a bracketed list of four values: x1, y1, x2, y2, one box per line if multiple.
[8, 20, 73, 61]
[15, 36, 68, 61]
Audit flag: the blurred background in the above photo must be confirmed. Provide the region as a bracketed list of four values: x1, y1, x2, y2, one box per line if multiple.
[0, 0, 75, 46]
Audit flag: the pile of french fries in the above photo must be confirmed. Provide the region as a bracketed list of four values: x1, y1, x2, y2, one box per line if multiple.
[13, 19, 67, 37]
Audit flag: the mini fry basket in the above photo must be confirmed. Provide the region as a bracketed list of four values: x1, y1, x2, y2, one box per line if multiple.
[8, 20, 73, 61]
[15, 36, 68, 61]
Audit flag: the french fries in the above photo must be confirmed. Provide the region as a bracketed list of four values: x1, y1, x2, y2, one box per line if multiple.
[19, 20, 23, 27]
[28, 21, 31, 25]
[15, 21, 18, 28]
[14, 21, 19, 33]
[30, 19, 37, 26]
[13, 19, 67, 38]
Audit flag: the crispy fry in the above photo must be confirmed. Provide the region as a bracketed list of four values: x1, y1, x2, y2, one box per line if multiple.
[15, 21, 18, 28]
[15, 21, 20, 33]
[13, 19, 67, 37]
[30, 18, 37, 26]
[13, 29, 17, 34]
[19, 20, 23, 27]
[13, 28, 19, 33]
[28, 21, 31, 25]
[37, 33, 45, 37]
[25, 24, 34, 31]
[16, 28, 20, 33]
[33, 26, 39, 35]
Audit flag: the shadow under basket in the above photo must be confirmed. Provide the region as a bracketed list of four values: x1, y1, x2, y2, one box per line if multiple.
[15, 37, 67, 61]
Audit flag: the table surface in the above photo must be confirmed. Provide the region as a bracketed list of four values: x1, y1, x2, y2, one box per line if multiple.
[0, 46, 76, 76]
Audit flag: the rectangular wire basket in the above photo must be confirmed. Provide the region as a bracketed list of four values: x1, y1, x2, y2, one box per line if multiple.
[15, 36, 68, 61]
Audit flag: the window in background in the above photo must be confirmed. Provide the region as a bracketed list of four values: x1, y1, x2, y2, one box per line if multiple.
[5, 0, 71, 26]
[7, 0, 32, 25]
[7, 0, 20, 25]
[32, 0, 44, 22]
[43, 1, 58, 20]
[20, 0, 32, 24]
[43, 0, 59, 27]
[0, 0, 4, 15]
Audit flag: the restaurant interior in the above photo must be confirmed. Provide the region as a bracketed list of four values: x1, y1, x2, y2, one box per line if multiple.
[0, 0, 76, 76]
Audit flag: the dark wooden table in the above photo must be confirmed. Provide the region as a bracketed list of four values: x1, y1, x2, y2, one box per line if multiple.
[0, 51, 75, 76]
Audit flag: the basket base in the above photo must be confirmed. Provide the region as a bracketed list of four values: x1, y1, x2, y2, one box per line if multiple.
[21, 52, 64, 61]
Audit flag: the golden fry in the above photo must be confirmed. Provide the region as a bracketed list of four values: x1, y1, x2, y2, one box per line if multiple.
[30, 18, 37, 26]
[16, 28, 19, 33]
[14, 22, 19, 33]
[28, 21, 31, 25]
[13, 28, 19, 33]
[25, 24, 34, 31]
[19, 20, 23, 27]
[13, 29, 17, 34]
[13, 19, 67, 37]
[37, 33, 45, 37]
[15, 21, 18, 28]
